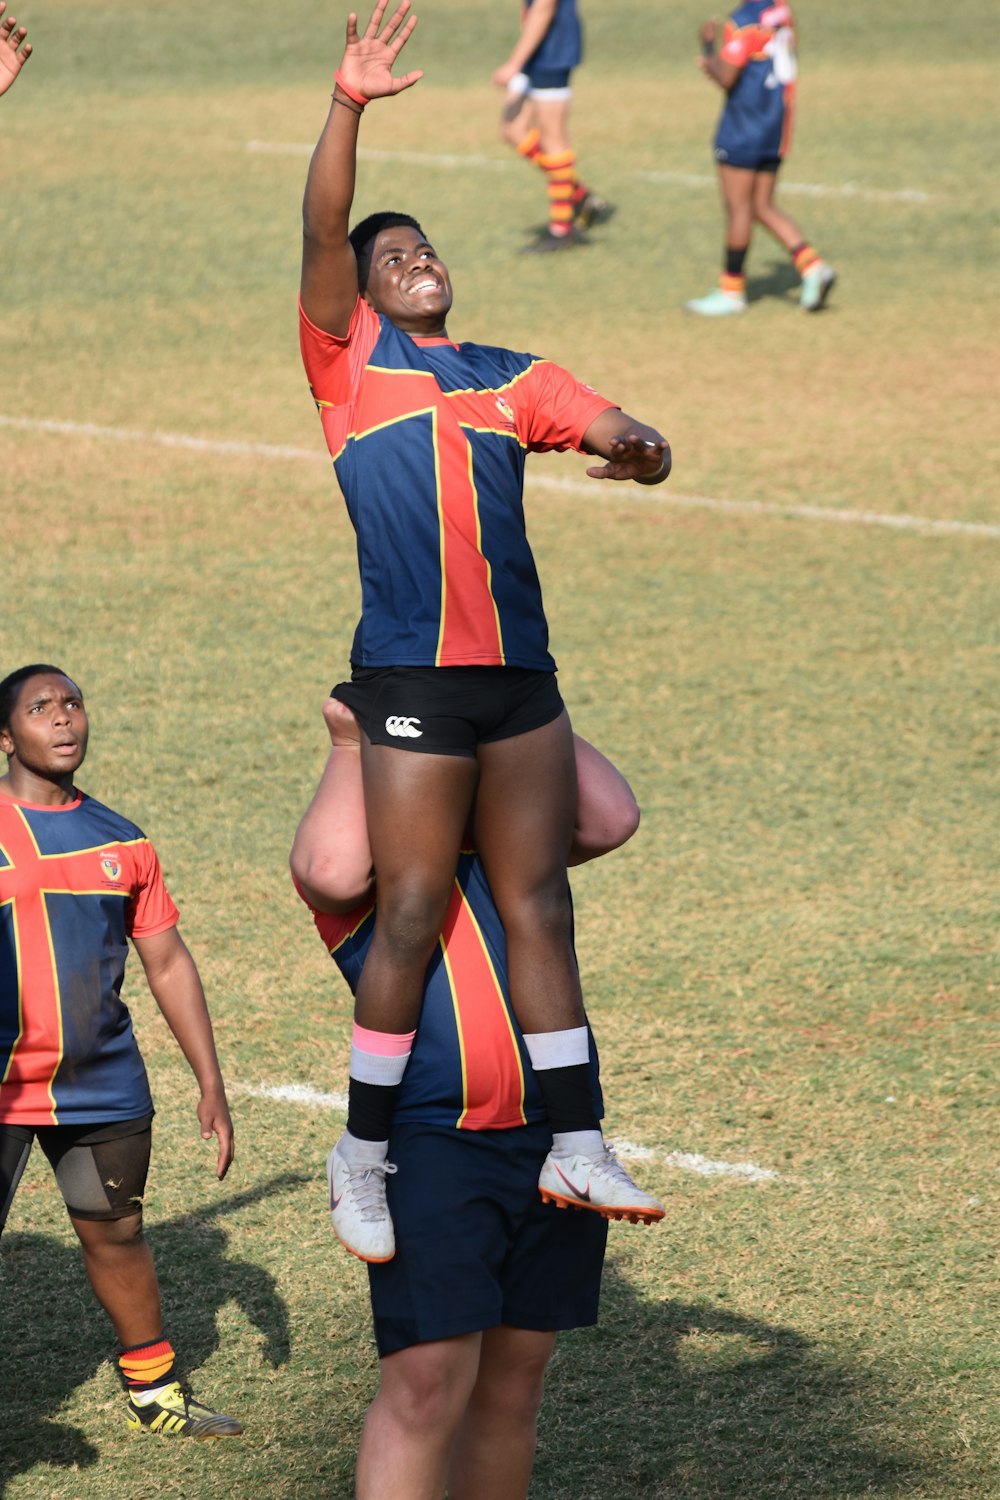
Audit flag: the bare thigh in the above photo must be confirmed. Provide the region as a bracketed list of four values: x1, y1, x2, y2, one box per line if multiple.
[354, 740, 479, 1032]
[473, 712, 584, 1033]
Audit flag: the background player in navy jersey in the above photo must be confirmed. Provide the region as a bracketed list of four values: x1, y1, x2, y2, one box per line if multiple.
[298, 0, 669, 1263]
[0, 2, 32, 96]
[686, 2, 836, 315]
[293, 700, 612, 1499]
[492, 0, 612, 251]
[0, 665, 242, 1440]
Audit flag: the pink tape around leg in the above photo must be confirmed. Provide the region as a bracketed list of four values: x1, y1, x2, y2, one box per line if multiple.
[352, 1023, 417, 1057]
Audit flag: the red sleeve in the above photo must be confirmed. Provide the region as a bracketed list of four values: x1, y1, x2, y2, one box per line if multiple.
[291, 872, 374, 954]
[508, 360, 617, 454]
[299, 296, 381, 408]
[126, 840, 179, 940]
[720, 20, 773, 66]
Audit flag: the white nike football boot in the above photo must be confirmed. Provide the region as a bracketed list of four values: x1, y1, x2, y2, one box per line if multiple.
[538, 1145, 665, 1223]
[327, 1139, 398, 1263]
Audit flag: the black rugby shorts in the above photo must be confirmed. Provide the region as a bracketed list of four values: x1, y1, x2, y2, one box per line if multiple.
[331, 666, 565, 757]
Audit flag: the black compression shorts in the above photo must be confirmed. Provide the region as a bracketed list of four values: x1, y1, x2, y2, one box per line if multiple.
[0, 1116, 153, 1227]
[332, 666, 565, 758]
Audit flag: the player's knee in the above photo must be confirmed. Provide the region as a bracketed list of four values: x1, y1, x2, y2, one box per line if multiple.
[75, 1209, 145, 1251]
[375, 881, 453, 967]
[500, 880, 573, 945]
[382, 1350, 475, 1430]
[475, 1358, 547, 1424]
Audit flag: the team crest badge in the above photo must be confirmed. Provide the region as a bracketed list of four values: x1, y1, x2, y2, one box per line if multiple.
[495, 395, 515, 424]
[100, 852, 122, 881]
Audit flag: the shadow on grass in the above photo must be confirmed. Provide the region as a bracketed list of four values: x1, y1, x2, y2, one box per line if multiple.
[0, 1172, 304, 1496]
[747, 259, 801, 305]
[537, 1262, 930, 1499]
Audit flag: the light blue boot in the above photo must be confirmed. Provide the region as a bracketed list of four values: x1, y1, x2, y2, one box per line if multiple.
[800, 261, 836, 311]
[684, 287, 747, 316]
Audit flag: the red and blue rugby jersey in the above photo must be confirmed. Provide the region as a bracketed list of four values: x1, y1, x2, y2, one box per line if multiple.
[524, 0, 583, 75]
[300, 297, 615, 669]
[301, 849, 602, 1132]
[716, 2, 798, 162]
[0, 789, 178, 1126]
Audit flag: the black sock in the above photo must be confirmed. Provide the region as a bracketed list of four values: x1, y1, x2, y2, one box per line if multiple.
[534, 1064, 599, 1133]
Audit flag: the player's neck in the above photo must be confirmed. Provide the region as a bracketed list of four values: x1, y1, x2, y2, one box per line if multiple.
[0, 766, 78, 807]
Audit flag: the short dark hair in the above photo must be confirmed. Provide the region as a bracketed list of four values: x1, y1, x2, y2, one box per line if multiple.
[349, 211, 426, 288]
[0, 664, 77, 732]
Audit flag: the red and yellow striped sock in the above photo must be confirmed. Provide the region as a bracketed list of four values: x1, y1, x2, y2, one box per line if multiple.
[118, 1337, 176, 1391]
[720, 272, 746, 296]
[539, 149, 577, 236]
[791, 241, 820, 276]
[517, 127, 542, 166]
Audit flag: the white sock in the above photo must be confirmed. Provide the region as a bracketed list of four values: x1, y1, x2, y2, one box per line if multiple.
[551, 1128, 604, 1159]
[337, 1129, 389, 1168]
[522, 1025, 590, 1070]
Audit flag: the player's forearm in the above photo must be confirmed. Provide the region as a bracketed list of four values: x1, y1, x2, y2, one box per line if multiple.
[146, 948, 228, 1098]
[505, 0, 558, 73]
[302, 90, 362, 247]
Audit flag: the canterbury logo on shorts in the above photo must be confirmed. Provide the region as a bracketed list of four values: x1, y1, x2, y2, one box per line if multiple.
[385, 715, 423, 738]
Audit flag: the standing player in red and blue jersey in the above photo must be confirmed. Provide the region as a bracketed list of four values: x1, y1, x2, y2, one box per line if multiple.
[492, 0, 612, 251]
[686, 2, 836, 315]
[293, 702, 613, 1498]
[298, 0, 669, 1263]
[0, 665, 242, 1440]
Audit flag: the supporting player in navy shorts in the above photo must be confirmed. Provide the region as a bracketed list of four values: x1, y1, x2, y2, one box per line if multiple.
[331, 666, 565, 758]
[367, 1121, 607, 1357]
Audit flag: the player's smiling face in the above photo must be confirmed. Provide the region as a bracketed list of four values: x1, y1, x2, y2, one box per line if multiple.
[0, 673, 89, 784]
[362, 226, 453, 336]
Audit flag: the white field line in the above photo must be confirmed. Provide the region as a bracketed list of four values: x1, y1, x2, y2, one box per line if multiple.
[246, 140, 934, 205]
[233, 1081, 780, 1182]
[4, 412, 997, 540]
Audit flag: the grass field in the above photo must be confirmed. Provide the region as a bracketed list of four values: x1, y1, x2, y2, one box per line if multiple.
[1, 0, 998, 1496]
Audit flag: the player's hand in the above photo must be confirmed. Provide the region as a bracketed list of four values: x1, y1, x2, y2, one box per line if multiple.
[698, 18, 717, 47]
[586, 434, 671, 485]
[198, 1088, 235, 1180]
[0, 3, 32, 98]
[492, 60, 519, 89]
[338, 0, 423, 103]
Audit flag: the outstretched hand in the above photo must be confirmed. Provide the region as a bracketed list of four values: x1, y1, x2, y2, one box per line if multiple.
[0, 3, 32, 98]
[586, 433, 671, 485]
[338, 0, 423, 103]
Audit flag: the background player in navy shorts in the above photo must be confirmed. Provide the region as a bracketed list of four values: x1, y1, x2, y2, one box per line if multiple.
[492, 0, 612, 251]
[0, 664, 242, 1440]
[686, 1, 836, 315]
[297, 0, 670, 1262]
[293, 699, 613, 1499]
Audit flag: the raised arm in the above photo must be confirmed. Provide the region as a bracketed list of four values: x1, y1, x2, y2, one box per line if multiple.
[0, 3, 32, 98]
[301, 0, 423, 335]
[581, 408, 672, 486]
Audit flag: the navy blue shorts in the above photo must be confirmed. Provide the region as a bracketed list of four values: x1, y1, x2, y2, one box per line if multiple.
[367, 1122, 607, 1357]
[332, 666, 565, 758]
[713, 147, 782, 173]
[526, 64, 573, 92]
